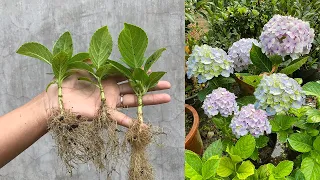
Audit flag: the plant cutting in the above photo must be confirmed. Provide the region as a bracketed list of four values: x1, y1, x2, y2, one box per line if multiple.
[16, 29, 118, 173]
[108, 23, 166, 180]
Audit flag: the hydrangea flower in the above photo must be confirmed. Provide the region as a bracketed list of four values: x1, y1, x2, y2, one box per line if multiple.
[230, 104, 271, 138]
[259, 14, 315, 59]
[228, 38, 260, 72]
[186, 44, 234, 83]
[202, 87, 238, 117]
[254, 73, 305, 116]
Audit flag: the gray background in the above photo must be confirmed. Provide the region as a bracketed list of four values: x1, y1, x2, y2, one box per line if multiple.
[0, 0, 184, 179]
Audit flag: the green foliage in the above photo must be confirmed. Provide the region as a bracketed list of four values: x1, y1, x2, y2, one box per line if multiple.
[249, 44, 272, 73]
[109, 23, 166, 95]
[288, 133, 313, 153]
[280, 56, 309, 75]
[236, 95, 256, 108]
[16, 42, 53, 65]
[235, 73, 262, 88]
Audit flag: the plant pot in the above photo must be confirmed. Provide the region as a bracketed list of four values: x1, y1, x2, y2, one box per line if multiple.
[185, 104, 204, 155]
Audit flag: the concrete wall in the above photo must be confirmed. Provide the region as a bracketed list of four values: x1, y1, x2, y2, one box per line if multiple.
[0, 0, 184, 179]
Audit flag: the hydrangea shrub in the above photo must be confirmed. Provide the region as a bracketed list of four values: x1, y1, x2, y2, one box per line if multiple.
[228, 38, 260, 72]
[230, 104, 271, 138]
[202, 87, 238, 117]
[186, 44, 234, 83]
[254, 73, 305, 116]
[259, 14, 315, 59]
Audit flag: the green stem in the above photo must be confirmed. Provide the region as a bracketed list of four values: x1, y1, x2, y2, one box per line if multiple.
[98, 79, 107, 116]
[58, 84, 64, 115]
[137, 95, 144, 123]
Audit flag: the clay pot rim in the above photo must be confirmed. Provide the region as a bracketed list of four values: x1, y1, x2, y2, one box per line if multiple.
[185, 104, 200, 146]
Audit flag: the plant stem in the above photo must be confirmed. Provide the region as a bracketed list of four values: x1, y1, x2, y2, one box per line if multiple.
[98, 79, 107, 116]
[137, 95, 144, 123]
[58, 84, 64, 115]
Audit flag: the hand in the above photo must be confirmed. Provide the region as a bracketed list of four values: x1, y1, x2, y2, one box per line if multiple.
[44, 71, 171, 127]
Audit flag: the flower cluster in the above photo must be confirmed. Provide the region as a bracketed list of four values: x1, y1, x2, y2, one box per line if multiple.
[230, 104, 271, 138]
[254, 73, 305, 115]
[228, 38, 260, 72]
[186, 44, 234, 83]
[202, 87, 238, 117]
[259, 14, 315, 59]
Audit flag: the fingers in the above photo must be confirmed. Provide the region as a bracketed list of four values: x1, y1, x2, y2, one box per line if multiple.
[117, 93, 171, 108]
[108, 109, 133, 127]
[119, 81, 171, 94]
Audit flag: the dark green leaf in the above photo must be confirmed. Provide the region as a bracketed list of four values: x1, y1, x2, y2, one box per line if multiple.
[96, 64, 119, 78]
[144, 48, 166, 71]
[250, 44, 272, 72]
[203, 139, 223, 161]
[278, 131, 289, 143]
[147, 71, 166, 89]
[69, 52, 90, 64]
[51, 52, 69, 81]
[269, 55, 283, 65]
[270, 115, 297, 132]
[16, 42, 53, 64]
[280, 56, 308, 75]
[237, 96, 256, 108]
[118, 23, 148, 68]
[89, 26, 113, 69]
[288, 133, 313, 153]
[108, 60, 133, 79]
[256, 136, 269, 148]
[53, 31, 73, 59]
[133, 68, 149, 85]
[235, 73, 262, 88]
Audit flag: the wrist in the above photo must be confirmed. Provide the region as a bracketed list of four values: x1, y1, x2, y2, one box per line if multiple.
[32, 91, 52, 122]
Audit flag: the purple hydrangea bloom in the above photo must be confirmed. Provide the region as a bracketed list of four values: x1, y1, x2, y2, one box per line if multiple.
[254, 73, 305, 116]
[230, 104, 271, 138]
[202, 87, 238, 117]
[259, 15, 315, 59]
[186, 44, 234, 83]
[228, 38, 260, 72]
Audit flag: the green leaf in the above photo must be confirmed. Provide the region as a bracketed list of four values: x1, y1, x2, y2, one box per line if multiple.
[288, 133, 313, 153]
[295, 170, 306, 180]
[310, 150, 320, 165]
[229, 154, 243, 163]
[89, 26, 113, 69]
[68, 61, 94, 75]
[16, 42, 53, 64]
[234, 134, 256, 159]
[302, 82, 320, 98]
[69, 52, 90, 64]
[273, 160, 293, 178]
[301, 157, 320, 180]
[78, 77, 95, 84]
[45, 80, 56, 92]
[217, 157, 235, 177]
[96, 64, 119, 78]
[269, 55, 283, 65]
[108, 60, 133, 79]
[280, 57, 308, 75]
[235, 73, 262, 88]
[313, 136, 320, 151]
[236, 161, 255, 179]
[51, 52, 69, 81]
[147, 71, 166, 89]
[278, 131, 289, 143]
[236, 96, 256, 108]
[256, 136, 269, 148]
[250, 44, 272, 72]
[306, 108, 320, 123]
[133, 68, 149, 85]
[53, 31, 73, 59]
[144, 48, 166, 71]
[270, 115, 297, 132]
[250, 148, 259, 161]
[202, 156, 220, 179]
[256, 165, 270, 179]
[118, 23, 148, 68]
[203, 139, 223, 161]
[190, 175, 203, 180]
[185, 150, 202, 178]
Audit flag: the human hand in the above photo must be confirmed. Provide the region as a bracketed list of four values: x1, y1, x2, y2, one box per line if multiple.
[44, 71, 171, 127]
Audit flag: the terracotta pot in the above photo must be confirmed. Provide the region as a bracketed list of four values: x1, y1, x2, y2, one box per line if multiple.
[185, 104, 204, 155]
